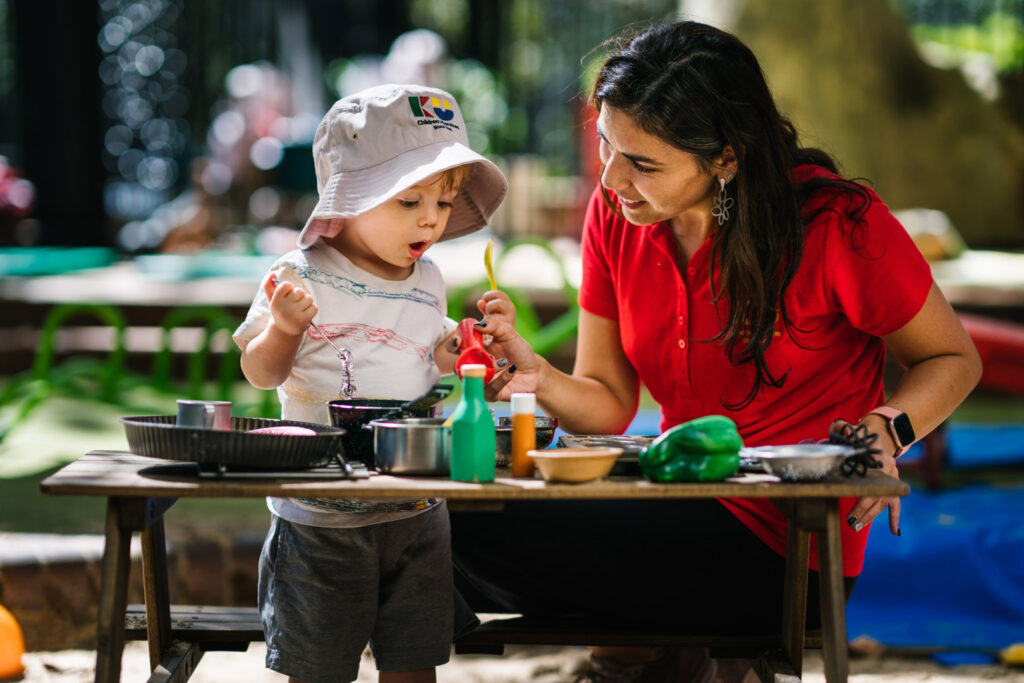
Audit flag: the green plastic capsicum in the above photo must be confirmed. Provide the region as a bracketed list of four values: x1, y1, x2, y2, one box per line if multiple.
[639, 415, 744, 482]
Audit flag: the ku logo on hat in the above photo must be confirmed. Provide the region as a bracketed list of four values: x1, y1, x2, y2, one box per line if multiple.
[408, 95, 455, 122]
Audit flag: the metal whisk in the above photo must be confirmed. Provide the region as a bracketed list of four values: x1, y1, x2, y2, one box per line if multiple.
[270, 275, 356, 399]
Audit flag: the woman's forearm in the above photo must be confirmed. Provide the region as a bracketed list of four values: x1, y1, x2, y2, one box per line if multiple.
[869, 284, 983, 453]
[481, 311, 640, 433]
[864, 351, 981, 453]
[532, 355, 638, 435]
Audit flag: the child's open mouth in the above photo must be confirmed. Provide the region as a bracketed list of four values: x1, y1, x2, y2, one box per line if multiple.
[408, 241, 429, 258]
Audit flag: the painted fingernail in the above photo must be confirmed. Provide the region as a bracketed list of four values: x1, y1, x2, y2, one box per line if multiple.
[846, 516, 857, 527]
[474, 320, 487, 328]
[508, 364, 517, 374]
[854, 522, 864, 532]
[496, 358, 509, 367]
[897, 528, 902, 537]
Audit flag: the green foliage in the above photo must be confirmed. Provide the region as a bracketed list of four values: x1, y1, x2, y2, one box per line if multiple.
[0, 303, 280, 443]
[910, 11, 1024, 72]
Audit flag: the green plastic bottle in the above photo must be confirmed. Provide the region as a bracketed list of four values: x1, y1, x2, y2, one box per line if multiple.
[450, 364, 495, 482]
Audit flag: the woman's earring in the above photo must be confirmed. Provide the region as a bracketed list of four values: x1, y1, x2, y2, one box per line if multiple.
[711, 175, 734, 227]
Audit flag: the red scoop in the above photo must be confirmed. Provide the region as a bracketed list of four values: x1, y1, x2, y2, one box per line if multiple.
[454, 318, 496, 383]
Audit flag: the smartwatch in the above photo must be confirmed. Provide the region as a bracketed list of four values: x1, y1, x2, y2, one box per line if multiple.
[865, 406, 915, 457]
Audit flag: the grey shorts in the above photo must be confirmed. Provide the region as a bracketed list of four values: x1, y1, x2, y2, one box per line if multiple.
[259, 503, 454, 683]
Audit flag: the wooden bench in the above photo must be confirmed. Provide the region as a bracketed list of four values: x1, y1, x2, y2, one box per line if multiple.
[124, 604, 816, 681]
[124, 605, 263, 683]
[125, 605, 262, 652]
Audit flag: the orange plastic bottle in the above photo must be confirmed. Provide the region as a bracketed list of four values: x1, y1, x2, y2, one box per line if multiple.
[510, 392, 537, 478]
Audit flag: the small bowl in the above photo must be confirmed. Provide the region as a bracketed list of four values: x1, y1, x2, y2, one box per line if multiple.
[495, 416, 559, 466]
[741, 444, 855, 481]
[529, 447, 623, 483]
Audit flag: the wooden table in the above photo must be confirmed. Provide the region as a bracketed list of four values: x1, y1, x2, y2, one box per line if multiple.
[41, 451, 908, 683]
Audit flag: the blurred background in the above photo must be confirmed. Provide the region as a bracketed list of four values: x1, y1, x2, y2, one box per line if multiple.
[1, 0, 1023, 675]
[1, 0, 1023, 252]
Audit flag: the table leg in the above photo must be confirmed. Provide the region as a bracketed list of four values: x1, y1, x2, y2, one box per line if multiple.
[817, 500, 849, 682]
[94, 498, 135, 683]
[141, 518, 172, 671]
[781, 515, 810, 677]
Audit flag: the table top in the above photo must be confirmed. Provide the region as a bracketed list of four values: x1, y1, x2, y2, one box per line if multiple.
[40, 451, 909, 501]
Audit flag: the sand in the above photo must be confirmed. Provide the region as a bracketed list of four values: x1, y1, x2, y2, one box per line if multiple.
[16, 641, 1024, 682]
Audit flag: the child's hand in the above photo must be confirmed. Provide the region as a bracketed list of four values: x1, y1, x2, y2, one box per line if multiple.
[264, 273, 317, 337]
[477, 289, 515, 327]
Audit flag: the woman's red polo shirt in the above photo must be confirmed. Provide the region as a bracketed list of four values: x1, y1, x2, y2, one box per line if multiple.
[578, 165, 932, 576]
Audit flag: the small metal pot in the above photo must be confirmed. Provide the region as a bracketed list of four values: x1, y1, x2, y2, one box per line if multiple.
[328, 399, 438, 466]
[367, 417, 450, 476]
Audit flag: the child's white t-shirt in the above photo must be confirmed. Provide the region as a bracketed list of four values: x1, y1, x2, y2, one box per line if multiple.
[233, 240, 457, 527]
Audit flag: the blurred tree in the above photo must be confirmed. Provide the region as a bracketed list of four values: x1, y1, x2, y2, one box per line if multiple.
[891, 0, 1024, 129]
[734, 0, 1024, 248]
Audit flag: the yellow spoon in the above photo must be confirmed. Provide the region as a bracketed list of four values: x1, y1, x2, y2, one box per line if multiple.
[484, 238, 497, 291]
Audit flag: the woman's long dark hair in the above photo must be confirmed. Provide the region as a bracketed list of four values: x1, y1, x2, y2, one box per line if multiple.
[592, 21, 872, 409]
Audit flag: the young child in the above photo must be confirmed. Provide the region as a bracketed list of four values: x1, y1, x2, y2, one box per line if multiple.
[233, 84, 510, 683]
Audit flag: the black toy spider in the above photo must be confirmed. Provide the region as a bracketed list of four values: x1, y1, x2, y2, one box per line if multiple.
[829, 420, 884, 477]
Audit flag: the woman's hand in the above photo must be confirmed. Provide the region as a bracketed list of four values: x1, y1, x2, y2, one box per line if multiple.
[831, 418, 901, 536]
[263, 273, 317, 337]
[472, 316, 541, 401]
[437, 290, 519, 375]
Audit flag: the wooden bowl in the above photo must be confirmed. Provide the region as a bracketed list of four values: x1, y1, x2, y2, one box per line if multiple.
[528, 447, 623, 483]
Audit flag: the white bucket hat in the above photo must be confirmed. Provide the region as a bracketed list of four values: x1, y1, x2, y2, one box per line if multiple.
[297, 83, 508, 249]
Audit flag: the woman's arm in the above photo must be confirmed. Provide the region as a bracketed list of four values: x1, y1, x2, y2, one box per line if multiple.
[847, 282, 982, 533]
[871, 282, 982, 450]
[482, 309, 641, 434]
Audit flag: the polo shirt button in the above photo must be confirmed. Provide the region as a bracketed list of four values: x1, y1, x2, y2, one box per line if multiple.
[687, 266, 696, 276]
[678, 339, 686, 349]
[678, 315, 686, 325]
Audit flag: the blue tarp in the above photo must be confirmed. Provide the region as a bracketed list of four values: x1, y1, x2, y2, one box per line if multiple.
[846, 484, 1024, 649]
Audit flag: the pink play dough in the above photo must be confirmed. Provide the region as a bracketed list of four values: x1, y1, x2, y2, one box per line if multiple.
[246, 426, 317, 436]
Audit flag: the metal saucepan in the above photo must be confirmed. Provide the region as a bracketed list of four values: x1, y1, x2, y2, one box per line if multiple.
[327, 384, 452, 467]
[366, 417, 450, 475]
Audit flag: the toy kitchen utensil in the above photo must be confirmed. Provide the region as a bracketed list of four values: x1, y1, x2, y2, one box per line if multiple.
[269, 274, 355, 398]
[454, 318, 496, 383]
[484, 238, 497, 290]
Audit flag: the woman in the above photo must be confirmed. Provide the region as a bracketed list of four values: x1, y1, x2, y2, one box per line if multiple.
[455, 20, 982, 682]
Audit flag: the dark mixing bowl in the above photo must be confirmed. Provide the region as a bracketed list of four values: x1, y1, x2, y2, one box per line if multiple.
[495, 416, 559, 467]
[328, 399, 437, 467]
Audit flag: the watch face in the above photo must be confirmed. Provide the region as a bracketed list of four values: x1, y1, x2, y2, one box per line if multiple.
[892, 413, 915, 447]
